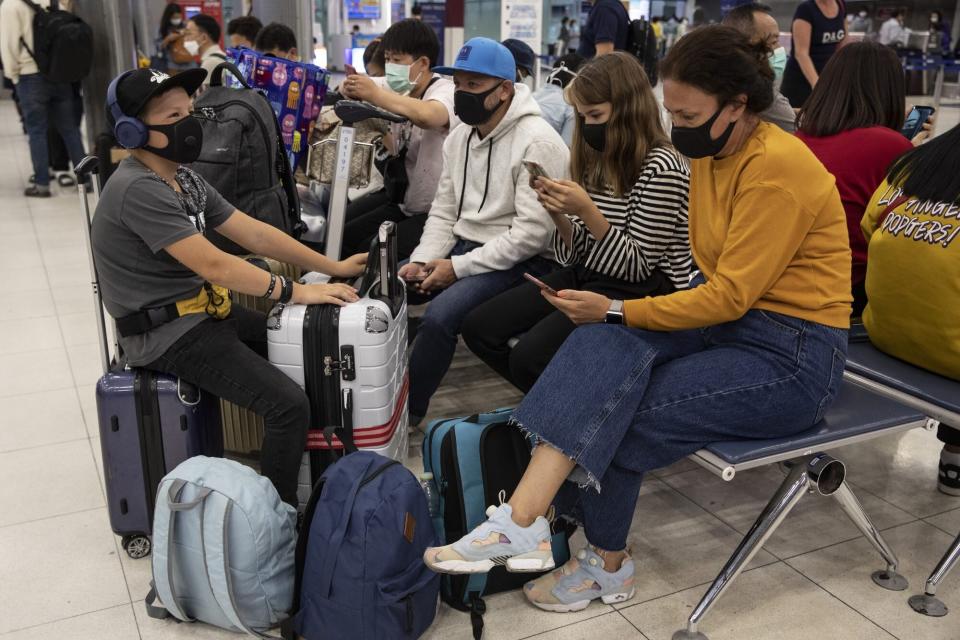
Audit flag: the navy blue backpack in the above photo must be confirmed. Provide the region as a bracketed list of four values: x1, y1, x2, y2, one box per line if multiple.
[288, 452, 440, 640]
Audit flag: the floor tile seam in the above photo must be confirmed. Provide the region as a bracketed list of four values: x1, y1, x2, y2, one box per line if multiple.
[514, 607, 620, 639]
[779, 561, 902, 640]
[0, 602, 133, 636]
[614, 608, 652, 639]
[845, 477, 940, 520]
[0, 434, 91, 455]
[0, 382, 79, 399]
[774, 514, 928, 563]
[923, 517, 960, 537]
[0, 504, 104, 530]
[618, 559, 787, 612]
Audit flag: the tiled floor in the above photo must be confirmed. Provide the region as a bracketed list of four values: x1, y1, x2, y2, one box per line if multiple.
[1, 93, 959, 640]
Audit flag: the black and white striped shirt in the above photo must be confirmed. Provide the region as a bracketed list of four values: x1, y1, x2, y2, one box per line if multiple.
[554, 146, 692, 289]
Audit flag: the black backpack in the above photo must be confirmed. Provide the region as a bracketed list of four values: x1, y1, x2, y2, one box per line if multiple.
[625, 18, 659, 86]
[193, 62, 304, 255]
[20, 0, 93, 83]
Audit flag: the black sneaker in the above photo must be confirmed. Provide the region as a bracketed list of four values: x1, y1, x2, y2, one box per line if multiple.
[24, 185, 51, 198]
[938, 447, 960, 496]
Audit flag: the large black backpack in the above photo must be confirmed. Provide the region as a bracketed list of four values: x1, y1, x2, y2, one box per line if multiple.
[193, 62, 304, 255]
[625, 18, 659, 86]
[20, 0, 93, 83]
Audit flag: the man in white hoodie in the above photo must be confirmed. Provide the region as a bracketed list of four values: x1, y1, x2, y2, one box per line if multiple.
[399, 38, 570, 424]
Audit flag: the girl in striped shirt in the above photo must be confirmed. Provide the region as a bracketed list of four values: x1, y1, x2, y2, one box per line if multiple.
[462, 52, 692, 393]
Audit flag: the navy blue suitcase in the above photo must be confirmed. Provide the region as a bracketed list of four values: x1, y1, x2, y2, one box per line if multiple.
[77, 157, 223, 559]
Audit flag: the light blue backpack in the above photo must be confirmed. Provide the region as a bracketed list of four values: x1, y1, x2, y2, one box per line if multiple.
[145, 456, 297, 637]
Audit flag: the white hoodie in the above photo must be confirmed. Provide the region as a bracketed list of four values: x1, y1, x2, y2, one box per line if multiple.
[409, 83, 570, 278]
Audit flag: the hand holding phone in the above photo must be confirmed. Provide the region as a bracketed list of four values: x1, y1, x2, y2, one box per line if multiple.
[524, 272, 558, 296]
[901, 106, 936, 140]
[523, 160, 551, 189]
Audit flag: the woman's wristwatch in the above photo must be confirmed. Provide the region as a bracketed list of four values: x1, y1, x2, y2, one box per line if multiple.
[605, 299, 625, 325]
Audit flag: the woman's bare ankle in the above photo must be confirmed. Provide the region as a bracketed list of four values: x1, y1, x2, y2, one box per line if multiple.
[506, 502, 539, 528]
[593, 546, 628, 572]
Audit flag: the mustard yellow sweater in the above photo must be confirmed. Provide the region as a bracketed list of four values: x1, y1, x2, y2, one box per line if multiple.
[626, 122, 852, 330]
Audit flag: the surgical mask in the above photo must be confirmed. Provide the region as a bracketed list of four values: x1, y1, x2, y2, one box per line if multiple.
[581, 122, 607, 152]
[769, 46, 787, 84]
[931, 15, 939, 24]
[454, 83, 505, 126]
[183, 39, 200, 57]
[146, 114, 204, 164]
[859, 11, 867, 17]
[170, 18, 183, 27]
[670, 106, 736, 159]
[385, 62, 421, 95]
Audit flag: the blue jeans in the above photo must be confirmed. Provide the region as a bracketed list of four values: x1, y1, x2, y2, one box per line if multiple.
[513, 310, 848, 550]
[408, 239, 554, 416]
[17, 74, 87, 187]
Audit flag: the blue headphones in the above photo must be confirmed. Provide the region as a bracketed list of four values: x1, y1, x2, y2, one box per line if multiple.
[107, 71, 149, 149]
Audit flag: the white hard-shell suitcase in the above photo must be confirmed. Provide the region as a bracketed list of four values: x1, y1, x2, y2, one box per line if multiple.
[267, 222, 408, 508]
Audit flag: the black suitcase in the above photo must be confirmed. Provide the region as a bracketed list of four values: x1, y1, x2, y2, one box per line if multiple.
[76, 157, 223, 560]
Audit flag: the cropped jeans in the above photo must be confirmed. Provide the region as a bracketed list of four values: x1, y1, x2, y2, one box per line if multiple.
[512, 309, 848, 551]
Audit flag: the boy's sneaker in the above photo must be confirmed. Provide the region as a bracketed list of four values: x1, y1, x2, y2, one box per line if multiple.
[24, 185, 51, 198]
[423, 503, 554, 574]
[938, 447, 960, 496]
[523, 546, 636, 613]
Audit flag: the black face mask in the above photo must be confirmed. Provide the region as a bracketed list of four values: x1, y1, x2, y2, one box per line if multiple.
[146, 114, 204, 164]
[670, 106, 736, 159]
[454, 84, 505, 127]
[582, 122, 607, 152]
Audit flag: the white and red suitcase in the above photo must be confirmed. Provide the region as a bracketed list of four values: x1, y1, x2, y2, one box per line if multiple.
[267, 222, 408, 508]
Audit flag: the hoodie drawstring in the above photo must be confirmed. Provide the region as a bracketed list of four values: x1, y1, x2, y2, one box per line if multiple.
[456, 129, 475, 220]
[455, 128, 495, 219]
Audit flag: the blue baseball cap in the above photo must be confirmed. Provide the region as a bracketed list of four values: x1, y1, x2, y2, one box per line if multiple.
[433, 37, 516, 82]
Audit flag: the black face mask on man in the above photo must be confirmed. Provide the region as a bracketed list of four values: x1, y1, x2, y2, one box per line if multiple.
[670, 106, 736, 159]
[145, 114, 204, 164]
[454, 83, 505, 127]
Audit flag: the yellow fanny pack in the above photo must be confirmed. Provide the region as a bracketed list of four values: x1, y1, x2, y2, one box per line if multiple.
[115, 282, 232, 338]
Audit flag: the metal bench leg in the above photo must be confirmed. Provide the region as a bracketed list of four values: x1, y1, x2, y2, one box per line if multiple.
[672, 461, 812, 640]
[908, 531, 960, 617]
[832, 481, 909, 591]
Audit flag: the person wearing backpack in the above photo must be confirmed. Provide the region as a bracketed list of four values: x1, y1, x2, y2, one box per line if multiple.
[0, 0, 89, 197]
[183, 13, 227, 88]
[91, 67, 368, 507]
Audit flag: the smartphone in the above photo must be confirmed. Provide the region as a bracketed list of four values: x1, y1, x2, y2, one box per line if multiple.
[523, 272, 558, 296]
[523, 160, 551, 188]
[901, 106, 935, 139]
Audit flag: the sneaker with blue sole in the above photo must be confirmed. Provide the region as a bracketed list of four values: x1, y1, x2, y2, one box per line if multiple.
[523, 546, 636, 612]
[423, 503, 554, 574]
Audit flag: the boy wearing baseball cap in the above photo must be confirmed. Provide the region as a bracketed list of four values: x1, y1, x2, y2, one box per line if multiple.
[91, 68, 367, 505]
[399, 38, 569, 424]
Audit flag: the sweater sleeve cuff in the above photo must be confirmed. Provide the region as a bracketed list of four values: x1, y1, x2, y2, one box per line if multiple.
[624, 298, 651, 329]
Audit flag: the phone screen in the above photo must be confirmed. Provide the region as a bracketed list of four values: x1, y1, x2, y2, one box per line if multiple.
[523, 161, 549, 180]
[901, 107, 935, 139]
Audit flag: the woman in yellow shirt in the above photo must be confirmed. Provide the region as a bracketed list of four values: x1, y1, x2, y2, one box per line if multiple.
[423, 26, 852, 613]
[861, 122, 960, 494]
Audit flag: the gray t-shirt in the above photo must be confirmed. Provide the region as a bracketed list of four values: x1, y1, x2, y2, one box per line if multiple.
[91, 157, 235, 366]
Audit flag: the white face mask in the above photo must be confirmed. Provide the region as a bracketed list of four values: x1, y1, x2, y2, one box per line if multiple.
[183, 39, 200, 56]
[170, 18, 183, 27]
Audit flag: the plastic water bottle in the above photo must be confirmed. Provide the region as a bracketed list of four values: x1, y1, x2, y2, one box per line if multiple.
[420, 472, 439, 517]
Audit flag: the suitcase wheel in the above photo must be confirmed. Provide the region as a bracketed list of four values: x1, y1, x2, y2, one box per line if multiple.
[121, 534, 152, 559]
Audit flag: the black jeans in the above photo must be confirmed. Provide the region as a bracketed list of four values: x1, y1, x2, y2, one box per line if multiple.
[462, 264, 675, 393]
[145, 306, 309, 506]
[343, 189, 427, 259]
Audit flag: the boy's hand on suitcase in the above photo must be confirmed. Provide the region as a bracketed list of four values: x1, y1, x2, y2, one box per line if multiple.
[293, 282, 360, 306]
[420, 259, 456, 291]
[334, 252, 368, 278]
[342, 74, 379, 102]
[545, 289, 611, 325]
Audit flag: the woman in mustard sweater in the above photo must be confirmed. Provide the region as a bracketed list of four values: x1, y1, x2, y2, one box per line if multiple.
[423, 26, 852, 613]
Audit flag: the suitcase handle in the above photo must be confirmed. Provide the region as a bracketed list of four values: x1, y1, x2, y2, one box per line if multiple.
[76, 155, 114, 376]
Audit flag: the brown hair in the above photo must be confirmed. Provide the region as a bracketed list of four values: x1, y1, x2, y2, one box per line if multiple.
[566, 52, 669, 198]
[797, 42, 905, 137]
[659, 25, 774, 113]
